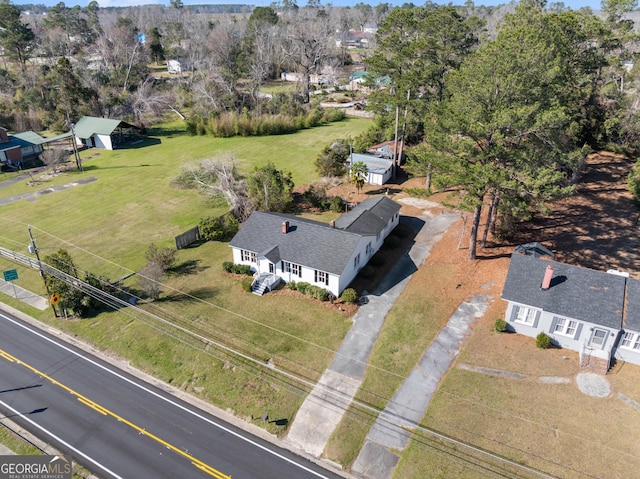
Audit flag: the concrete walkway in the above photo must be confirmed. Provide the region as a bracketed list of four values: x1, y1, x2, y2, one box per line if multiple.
[285, 210, 459, 457]
[351, 294, 492, 479]
[0, 279, 48, 310]
[0, 176, 97, 206]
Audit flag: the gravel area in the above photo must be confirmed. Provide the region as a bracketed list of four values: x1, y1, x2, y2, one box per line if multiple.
[576, 372, 611, 397]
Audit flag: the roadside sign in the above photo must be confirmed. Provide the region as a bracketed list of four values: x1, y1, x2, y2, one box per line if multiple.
[50, 293, 60, 305]
[3, 269, 18, 282]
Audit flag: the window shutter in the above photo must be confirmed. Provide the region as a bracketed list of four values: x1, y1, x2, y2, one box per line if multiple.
[509, 305, 519, 322]
[550, 316, 559, 333]
[573, 323, 583, 340]
[532, 311, 540, 329]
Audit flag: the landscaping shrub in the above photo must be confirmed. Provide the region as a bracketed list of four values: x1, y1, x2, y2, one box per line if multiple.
[307, 285, 329, 301]
[241, 276, 253, 292]
[287, 280, 297, 291]
[199, 214, 239, 242]
[330, 195, 344, 213]
[296, 282, 311, 295]
[536, 332, 551, 349]
[341, 288, 358, 304]
[494, 319, 508, 332]
[222, 262, 252, 275]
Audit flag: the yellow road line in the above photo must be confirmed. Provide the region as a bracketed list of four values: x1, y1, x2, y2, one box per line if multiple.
[0, 348, 231, 479]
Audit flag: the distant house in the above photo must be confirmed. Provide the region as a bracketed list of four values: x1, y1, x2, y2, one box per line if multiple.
[368, 140, 405, 162]
[71, 116, 144, 150]
[0, 127, 46, 169]
[229, 196, 401, 296]
[348, 153, 394, 186]
[502, 249, 640, 374]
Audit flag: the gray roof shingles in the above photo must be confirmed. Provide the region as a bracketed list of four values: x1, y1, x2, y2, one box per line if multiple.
[334, 196, 400, 234]
[229, 212, 364, 275]
[502, 253, 626, 329]
[624, 278, 640, 332]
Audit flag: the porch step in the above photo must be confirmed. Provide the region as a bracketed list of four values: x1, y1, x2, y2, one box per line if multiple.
[580, 354, 609, 375]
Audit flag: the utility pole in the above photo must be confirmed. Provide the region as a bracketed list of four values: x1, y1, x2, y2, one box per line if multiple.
[28, 225, 58, 317]
[70, 122, 82, 172]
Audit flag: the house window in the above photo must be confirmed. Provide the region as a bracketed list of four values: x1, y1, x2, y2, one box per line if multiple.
[554, 317, 578, 336]
[241, 250, 256, 263]
[354, 253, 360, 268]
[283, 261, 301, 277]
[514, 306, 537, 325]
[366, 242, 372, 256]
[315, 270, 329, 285]
[269, 263, 275, 274]
[589, 329, 607, 347]
[621, 332, 634, 348]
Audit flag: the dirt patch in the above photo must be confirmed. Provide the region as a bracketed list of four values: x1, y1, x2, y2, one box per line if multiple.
[511, 151, 640, 274]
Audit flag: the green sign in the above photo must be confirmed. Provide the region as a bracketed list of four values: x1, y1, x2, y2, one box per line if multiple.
[2, 269, 18, 282]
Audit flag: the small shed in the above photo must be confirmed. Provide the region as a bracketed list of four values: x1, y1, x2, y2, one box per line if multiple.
[348, 153, 393, 186]
[72, 116, 143, 150]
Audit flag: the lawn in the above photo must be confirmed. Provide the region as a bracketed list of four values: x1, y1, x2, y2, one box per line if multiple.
[0, 117, 370, 432]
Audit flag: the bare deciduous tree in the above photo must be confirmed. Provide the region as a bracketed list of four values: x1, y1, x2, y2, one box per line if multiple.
[40, 148, 70, 173]
[178, 155, 253, 221]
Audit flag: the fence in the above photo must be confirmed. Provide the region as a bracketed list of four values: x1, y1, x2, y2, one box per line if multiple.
[175, 226, 201, 250]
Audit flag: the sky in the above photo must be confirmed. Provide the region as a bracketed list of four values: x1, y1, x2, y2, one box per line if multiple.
[12, 0, 604, 11]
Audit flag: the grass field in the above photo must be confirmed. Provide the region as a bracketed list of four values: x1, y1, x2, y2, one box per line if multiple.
[0, 116, 371, 433]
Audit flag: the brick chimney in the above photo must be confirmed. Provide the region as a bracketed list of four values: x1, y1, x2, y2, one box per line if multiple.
[541, 265, 554, 290]
[282, 221, 289, 234]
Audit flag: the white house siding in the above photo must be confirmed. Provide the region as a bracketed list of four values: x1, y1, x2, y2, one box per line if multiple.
[94, 134, 113, 150]
[336, 236, 375, 295]
[614, 329, 640, 366]
[506, 302, 618, 358]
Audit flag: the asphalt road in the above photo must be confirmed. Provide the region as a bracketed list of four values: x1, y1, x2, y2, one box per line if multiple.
[0, 308, 344, 479]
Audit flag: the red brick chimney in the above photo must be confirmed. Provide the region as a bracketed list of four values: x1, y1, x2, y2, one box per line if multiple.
[541, 265, 554, 290]
[282, 221, 289, 234]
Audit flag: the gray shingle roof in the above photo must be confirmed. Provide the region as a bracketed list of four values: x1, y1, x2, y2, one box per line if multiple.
[348, 153, 393, 175]
[229, 212, 364, 275]
[334, 196, 400, 234]
[502, 253, 626, 329]
[624, 278, 640, 332]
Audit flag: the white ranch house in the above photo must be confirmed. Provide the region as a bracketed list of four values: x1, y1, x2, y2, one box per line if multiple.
[502, 249, 640, 374]
[229, 196, 401, 297]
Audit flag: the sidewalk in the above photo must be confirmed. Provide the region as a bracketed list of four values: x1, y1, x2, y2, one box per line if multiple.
[0, 279, 48, 310]
[285, 209, 459, 457]
[351, 294, 492, 479]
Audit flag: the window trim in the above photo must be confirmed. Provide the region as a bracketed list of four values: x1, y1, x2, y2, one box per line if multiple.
[240, 250, 256, 263]
[314, 270, 329, 285]
[513, 305, 537, 325]
[554, 317, 578, 337]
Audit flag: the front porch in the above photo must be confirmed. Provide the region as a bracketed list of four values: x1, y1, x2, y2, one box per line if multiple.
[251, 272, 282, 296]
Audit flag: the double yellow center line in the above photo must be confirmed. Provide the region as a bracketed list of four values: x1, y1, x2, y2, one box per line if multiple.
[0, 348, 231, 479]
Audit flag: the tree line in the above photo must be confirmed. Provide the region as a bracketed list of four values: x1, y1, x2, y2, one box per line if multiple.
[2, 0, 640, 258]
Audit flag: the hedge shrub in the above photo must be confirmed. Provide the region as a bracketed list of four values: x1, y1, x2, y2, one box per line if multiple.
[494, 319, 508, 332]
[536, 332, 551, 349]
[222, 262, 252, 275]
[341, 288, 358, 304]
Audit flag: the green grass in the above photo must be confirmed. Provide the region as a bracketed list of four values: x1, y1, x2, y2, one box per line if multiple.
[325, 261, 463, 467]
[0, 117, 370, 432]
